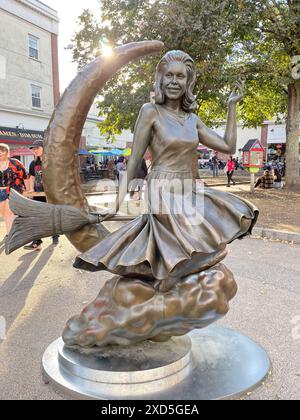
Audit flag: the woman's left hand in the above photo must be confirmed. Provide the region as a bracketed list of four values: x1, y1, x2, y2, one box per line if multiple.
[98, 208, 117, 222]
[228, 80, 244, 105]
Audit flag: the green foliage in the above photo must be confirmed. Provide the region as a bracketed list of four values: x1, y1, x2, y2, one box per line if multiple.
[68, 0, 299, 137]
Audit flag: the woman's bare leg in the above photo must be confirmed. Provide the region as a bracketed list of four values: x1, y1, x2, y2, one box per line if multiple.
[0, 201, 6, 237]
[3, 200, 15, 234]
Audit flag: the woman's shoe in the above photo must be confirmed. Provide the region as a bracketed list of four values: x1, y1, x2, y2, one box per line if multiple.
[52, 236, 59, 246]
[24, 240, 43, 251]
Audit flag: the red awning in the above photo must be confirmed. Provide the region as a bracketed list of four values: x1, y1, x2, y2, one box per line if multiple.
[10, 147, 34, 157]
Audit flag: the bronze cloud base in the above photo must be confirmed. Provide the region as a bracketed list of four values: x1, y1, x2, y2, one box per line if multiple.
[62, 263, 237, 348]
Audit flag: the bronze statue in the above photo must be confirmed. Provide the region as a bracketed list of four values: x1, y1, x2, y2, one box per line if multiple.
[6, 43, 258, 348]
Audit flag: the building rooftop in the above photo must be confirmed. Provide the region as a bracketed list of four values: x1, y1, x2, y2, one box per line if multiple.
[34, 0, 56, 12]
[242, 139, 258, 152]
[22, 0, 59, 19]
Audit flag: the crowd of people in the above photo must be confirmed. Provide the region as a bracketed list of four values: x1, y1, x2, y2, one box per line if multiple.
[83, 155, 149, 198]
[0, 143, 150, 247]
[82, 156, 132, 182]
[199, 152, 286, 190]
[0, 140, 59, 250]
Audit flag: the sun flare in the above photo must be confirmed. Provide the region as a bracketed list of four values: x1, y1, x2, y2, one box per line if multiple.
[102, 45, 113, 57]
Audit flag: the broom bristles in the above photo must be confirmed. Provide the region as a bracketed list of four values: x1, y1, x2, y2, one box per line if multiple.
[6, 190, 99, 254]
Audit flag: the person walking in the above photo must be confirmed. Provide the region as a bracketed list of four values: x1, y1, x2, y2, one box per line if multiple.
[116, 156, 126, 181]
[234, 157, 239, 171]
[129, 158, 148, 200]
[24, 140, 59, 250]
[0, 143, 27, 238]
[273, 166, 283, 189]
[226, 156, 236, 187]
[211, 152, 219, 177]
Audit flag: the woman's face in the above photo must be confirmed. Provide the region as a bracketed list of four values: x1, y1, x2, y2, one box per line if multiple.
[33, 146, 43, 158]
[162, 61, 188, 101]
[0, 148, 8, 161]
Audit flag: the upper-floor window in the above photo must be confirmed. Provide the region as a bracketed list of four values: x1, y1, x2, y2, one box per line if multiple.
[29, 35, 39, 60]
[31, 85, 41, 108]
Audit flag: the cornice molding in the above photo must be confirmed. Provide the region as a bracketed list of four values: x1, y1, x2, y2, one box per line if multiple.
[14, 0, 59, 22]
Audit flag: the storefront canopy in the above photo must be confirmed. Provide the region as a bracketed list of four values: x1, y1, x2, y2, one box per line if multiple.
[10, 147, 34, 157]
[91, 149, 125, 156]
[78, 148, 93, 156]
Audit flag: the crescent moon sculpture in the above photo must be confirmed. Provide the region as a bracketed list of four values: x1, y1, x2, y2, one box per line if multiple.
[43, 41, 164, 252]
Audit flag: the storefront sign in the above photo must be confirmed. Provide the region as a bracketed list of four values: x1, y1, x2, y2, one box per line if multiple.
[0, 126, 44, 143]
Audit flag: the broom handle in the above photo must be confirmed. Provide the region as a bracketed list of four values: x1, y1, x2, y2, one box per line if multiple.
[105, 215, 135, 221]
[93, 213, 136, 222]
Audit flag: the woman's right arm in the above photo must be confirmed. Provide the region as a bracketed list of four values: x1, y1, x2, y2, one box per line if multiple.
[29, 176, 35, 192]
[114, 103, 155, 215]
[28, 161, 35, 192]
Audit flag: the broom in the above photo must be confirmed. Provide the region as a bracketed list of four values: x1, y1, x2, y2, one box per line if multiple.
[5, 190, 100, 255]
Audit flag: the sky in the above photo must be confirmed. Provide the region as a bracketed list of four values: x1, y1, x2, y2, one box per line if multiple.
[44, 0, 100, 91]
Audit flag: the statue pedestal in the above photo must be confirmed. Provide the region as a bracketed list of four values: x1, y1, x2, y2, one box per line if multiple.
[42, 325, 270, 400]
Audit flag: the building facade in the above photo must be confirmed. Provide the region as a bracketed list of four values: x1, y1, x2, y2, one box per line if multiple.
[82, 102, 129, 151]
[0, 0, 59, 167]
[215, 121, 300, 162]
[261, 121, 300, 161]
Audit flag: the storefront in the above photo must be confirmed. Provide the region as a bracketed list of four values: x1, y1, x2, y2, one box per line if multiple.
[266, 123, 300, 162]
[0, 126, 44, 169]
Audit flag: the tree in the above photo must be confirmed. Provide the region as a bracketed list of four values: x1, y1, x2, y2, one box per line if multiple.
[247, 0, 300, 189]
[214, 0, 300, 188]
[69, 0, 300, 188]
[69, 1, 255, 133]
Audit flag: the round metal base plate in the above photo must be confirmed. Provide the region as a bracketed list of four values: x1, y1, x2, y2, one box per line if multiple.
[42, 325, 270, 400]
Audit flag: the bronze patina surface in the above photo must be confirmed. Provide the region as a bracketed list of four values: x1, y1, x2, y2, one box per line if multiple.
[63, 264, 237, 348]
[43, 41, 164, 252]
[65, 51, 258, 347]
[6, 45, 258, 348]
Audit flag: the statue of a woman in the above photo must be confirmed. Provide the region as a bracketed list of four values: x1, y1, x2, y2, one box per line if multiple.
[6, 47, 258, 346]
[74, 50, 258, 291]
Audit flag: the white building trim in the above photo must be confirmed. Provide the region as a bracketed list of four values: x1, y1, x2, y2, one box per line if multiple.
[0, 0, 59, 34]
[0, 105, 52, 119]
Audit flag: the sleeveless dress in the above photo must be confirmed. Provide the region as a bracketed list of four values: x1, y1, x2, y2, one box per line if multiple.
[74, 105, 258, 280]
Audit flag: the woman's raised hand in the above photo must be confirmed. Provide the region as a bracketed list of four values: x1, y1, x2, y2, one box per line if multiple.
[228, 79, 244, 105]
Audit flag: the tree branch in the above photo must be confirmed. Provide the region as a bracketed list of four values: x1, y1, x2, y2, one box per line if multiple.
[270, 0, 287, 18]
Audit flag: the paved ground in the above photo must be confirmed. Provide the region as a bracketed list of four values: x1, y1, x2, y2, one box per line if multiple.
[0, 216, 299, 400]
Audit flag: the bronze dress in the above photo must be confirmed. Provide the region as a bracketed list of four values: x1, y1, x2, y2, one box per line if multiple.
[74, 105, 258, 280]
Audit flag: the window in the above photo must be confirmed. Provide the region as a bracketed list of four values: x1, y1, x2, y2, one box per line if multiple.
[29, 35, 39, 60]
[31, 85, 41, 108]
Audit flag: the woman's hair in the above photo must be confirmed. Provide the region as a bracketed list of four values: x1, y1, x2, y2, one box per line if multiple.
[154, 50, 196, 112]
[0, 143, 10, 153]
